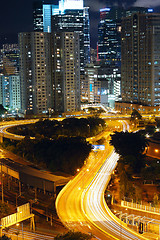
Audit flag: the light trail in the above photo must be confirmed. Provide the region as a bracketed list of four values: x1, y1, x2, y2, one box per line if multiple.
[56, 120, 149, 239]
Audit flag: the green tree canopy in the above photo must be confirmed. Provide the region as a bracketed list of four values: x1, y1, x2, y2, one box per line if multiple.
[131, 109, 142, 121]
[0, 105, 7, 116]
[145, 124, 156, 136]
[55, 231, 92, 240]
[110, 131, 148, 157]
[0, 235, 11, 240]
[110, 131, 148, 173]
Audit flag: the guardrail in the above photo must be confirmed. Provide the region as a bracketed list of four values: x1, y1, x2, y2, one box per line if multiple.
[121, 200, 160, 214]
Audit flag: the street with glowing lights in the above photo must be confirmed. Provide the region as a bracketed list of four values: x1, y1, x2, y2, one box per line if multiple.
[56, 120, 149, 240]
[0, 118, 157, 239]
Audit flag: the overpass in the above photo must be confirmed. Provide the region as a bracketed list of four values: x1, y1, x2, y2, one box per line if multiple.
[0, 120, 38, 143]
[81, 103, 109, 113]
[0, 120, 71, 195]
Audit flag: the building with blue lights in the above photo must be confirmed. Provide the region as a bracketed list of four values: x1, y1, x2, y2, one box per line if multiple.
[33, 1, 44, 32]
[0, 75, 21, 110]
[33, 0, 90, 104]
[121, 12, 160, 107]
[42, 0, 90, 66]
[97, 7, 152, 108]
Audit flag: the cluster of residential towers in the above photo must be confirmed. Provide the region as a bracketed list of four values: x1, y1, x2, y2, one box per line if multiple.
[0, 0, 160, 115]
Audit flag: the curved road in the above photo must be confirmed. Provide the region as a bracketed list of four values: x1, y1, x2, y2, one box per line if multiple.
[56, 121, 148, 240]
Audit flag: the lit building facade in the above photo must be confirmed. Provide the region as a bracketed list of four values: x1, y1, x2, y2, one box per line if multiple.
[51, 7, 90, 103]
[97, 7, 152, 108]
[0, 75, 20, 110]
[19, 32, 52, 115]
[33, 1, 44, 32]
[0, 76, 3, 105]
[9, 75, 21, 110]
[84, 64, 101, 104]
[52, 32, 81, 112]
[2, 76, 9, 108]
[97, 7, 123, 62]
[121, 13, 160, 106]
[97, 7, 122, 108]
[1, 44, 19, 76]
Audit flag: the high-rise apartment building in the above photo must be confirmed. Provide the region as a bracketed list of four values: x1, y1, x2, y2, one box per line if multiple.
[51, 7, 90, 103]
[51, 8, 90, 66]
[32, 0, 90, 104]
[19, 32, 52, 115]
[52, 32, 81, 112]
[19, 31, 81, 114]
[42, 0, 90, 64]
[121, 13, 160, 106]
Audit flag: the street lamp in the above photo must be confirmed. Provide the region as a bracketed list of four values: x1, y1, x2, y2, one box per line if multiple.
[87, 124, 90, 136]
[16, 222, 24, 240]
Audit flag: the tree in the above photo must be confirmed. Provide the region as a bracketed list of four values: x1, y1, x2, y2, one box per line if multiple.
[0, 235, 12, 240]
[110, 131, 148, 173]
[87, 107, 96, 115]
[153, 193, 159, 207]
[145, 124, 156, 136]
[0, 202, 10, 217]
[0, 105, 7, 116]
[131, 109, 142, 122]
[110, 131, 148, 157]
[55, 231, 92, 240]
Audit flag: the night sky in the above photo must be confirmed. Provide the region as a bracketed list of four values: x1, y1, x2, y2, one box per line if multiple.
[0, 0, 160, 48]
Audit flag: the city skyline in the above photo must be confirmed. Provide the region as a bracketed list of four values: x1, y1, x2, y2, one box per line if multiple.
[1, 0, 160, 48]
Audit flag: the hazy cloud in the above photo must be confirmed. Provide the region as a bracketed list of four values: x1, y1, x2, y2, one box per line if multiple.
[133, 0, 160, 7]
[85, 0, 106, 12]
[85, 0, 135, 12]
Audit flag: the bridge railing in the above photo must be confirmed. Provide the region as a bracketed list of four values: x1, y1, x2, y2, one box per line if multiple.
[121, 200, 160, 214]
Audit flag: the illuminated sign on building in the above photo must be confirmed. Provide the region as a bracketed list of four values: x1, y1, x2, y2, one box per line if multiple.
[92, 145, 105, 151]
[59, 0, 83, 11]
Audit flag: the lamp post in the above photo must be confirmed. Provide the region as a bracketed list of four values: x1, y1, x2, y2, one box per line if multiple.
[16, 222, 24, 240]
[87, 124, 90, 137]
[22, 222, 24, 240]
[16, 192, 24, 208]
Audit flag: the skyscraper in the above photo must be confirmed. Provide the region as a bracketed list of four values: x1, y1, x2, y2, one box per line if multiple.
[33, 1, 44, 32]
[19, 32, 52, 115]
[121, 13, 160, 106]
[42, 0, 90, 66]
[52, 32, 81, 112]
[97, 7, 122, 108]
[51, 7, 90, 103]
[97, 6, 152, 108]
[97, 7, 123, 62]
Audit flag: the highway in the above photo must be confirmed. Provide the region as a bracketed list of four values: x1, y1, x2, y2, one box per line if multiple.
[0, 118, 150, 239]
[0, 120, 38, 140]
[56, 121, 149, 240]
